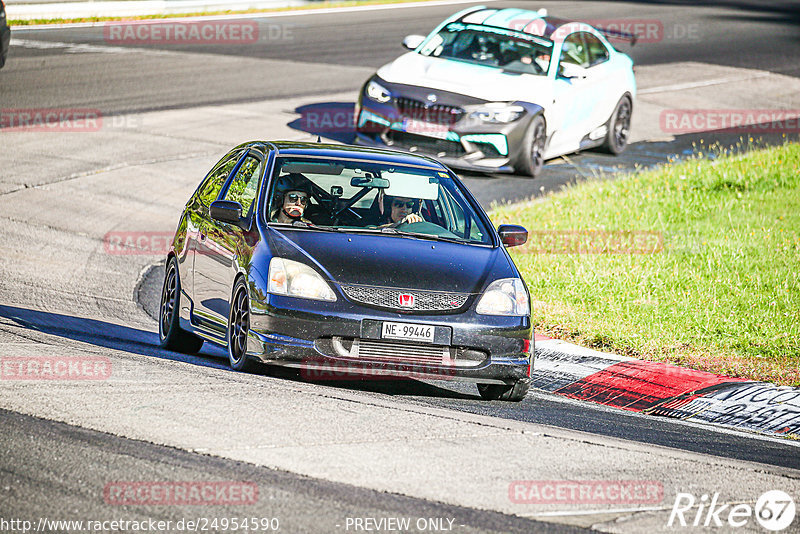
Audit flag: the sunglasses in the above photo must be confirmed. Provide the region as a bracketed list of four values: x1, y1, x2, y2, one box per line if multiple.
[392, 200, 415, 209]
[286, 193, 309, 205]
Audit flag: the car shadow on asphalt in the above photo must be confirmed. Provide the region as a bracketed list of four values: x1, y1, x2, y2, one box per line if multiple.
[288, 101, 357, 144]
[0, 303, 476, 401]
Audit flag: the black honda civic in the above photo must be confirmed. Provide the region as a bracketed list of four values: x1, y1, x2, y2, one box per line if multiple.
[159, 141, 533, 401]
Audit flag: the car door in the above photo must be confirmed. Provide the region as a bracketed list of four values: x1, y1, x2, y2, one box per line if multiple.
[581, 31, 617, 131]
[549, 32, 597, 152]
[193, 150, 264, 336]
[189, 150, 246, 333]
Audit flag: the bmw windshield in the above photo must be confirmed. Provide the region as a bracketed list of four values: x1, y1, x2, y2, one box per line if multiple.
[266, 157, 493, 245]
[417, 23, 553, 75]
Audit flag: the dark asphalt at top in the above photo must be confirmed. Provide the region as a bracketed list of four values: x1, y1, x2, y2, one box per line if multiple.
[3, 0, 799, 115]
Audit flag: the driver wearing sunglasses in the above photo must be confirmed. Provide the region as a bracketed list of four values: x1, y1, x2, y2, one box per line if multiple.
[271, 173, 314, 224]
[378, 195, 424, 228]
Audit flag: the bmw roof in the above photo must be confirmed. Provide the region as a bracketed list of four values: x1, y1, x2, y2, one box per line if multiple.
[455, 7, 575, 40]
[453, 6, 638, 45]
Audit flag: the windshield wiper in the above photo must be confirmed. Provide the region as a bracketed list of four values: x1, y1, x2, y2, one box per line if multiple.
[380, 228, 443, 241]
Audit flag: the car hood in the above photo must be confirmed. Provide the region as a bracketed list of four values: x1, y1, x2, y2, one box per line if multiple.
[267, 227, 515, 293]
[377, 52, 552, 103]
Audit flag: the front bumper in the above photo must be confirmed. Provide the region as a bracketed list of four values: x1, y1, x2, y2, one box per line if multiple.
[354, 77, 543, 174]
[247, 294, 532, 385]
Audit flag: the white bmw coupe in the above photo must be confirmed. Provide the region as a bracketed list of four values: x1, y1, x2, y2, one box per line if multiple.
[355, 6, 637, 177]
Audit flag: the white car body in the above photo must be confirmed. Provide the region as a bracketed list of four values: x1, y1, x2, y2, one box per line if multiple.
[355, 6, 637, 175]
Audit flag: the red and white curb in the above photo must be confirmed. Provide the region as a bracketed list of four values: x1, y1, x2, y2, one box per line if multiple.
[532, 335, 800, 439]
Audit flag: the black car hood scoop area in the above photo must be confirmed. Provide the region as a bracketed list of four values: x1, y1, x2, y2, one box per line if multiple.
[268, 227, 511, 294]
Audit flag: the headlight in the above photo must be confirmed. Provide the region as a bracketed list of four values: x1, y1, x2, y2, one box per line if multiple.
[366, 80, 392, 103]
[467, 103, 525, 124]
[476, 278, 529, 316]
[268, 258, 336, 302]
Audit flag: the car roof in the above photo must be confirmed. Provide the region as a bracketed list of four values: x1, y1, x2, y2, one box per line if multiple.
[239, 141, 448, 170]
[456, 7, 578, 41]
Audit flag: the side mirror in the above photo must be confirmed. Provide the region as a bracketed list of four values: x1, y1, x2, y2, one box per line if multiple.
[498, 224, 528, 247]
[402, 34, 426, 50]
[210, 200, 243, 226]
[559, 63, 588, 80]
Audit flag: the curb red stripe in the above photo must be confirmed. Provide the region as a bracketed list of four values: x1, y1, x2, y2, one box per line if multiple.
[555, 360, 748, 411]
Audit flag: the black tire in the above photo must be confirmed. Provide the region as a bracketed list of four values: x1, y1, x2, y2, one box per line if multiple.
[227, 278, 254, 372]
[159, 257, 204, 354]
[516, 115, 546, 178]
[600, 95, 632, 155]
[477, 378, 530, 402]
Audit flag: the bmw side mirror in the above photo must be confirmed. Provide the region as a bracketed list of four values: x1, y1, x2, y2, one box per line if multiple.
[498, 224, 528, 247]
[210, 200, 243, 226]
[559, 63, 588, 80]
[402, 34, 425, 50]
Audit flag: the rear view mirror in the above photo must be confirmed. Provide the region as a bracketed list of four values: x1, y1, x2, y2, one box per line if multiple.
[210, 200, 243, 226]
[350, 176, 390, 188]
[497, 224, 528, 247]
[402, 34, 426, 50]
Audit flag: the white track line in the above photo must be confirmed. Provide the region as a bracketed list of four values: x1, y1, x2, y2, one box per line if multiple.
[14, 0, 499, 31]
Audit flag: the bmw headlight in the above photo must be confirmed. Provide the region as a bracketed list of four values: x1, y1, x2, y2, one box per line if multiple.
[467, 103, 525, 124]
[366, 80, 392, 103]
[268, 258, 336, 302]
[476, 278, 529, 316]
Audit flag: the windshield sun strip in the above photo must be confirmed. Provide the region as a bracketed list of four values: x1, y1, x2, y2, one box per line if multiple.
[445, 22, 553, 48]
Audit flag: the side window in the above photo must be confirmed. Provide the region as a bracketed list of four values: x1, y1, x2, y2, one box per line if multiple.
[197, 152, 242, 207]
[585, 33, 609, 66]
[560, 33, 589, 68]
[223, 156, 263, 217]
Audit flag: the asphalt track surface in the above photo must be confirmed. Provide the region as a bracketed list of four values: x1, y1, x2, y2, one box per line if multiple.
[2, 0, 800, 530]
[1, 409, 584, 533]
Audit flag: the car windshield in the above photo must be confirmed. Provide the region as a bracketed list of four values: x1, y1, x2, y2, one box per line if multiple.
[266, 156, 492, 245]
[418, 23, 553, 75]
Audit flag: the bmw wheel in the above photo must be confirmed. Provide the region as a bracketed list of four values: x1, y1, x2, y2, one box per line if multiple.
[159, 257, 204, 353]
[477, 378, 530, 402]
[517, 116, 546, 178]
[601, 95, 632, 155]
[227, 278, 254, 372]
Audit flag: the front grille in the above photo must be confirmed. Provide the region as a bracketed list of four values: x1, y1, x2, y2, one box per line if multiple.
[395, 97, 464, 125]
[315, 337, 488, 367]
[385, 131, 466, 158]
[357, 339, 449, 365]
[341, 284, 469, 311]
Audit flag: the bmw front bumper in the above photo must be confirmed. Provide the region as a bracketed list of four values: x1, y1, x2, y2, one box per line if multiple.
[354, 76, 543, 175]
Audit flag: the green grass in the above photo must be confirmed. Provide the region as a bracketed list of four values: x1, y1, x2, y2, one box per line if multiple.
[491, 142, 800, 385]
[9, 0, 432, 26]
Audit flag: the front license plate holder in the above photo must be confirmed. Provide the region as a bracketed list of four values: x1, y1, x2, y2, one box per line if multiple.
[361, 320, 451, 346]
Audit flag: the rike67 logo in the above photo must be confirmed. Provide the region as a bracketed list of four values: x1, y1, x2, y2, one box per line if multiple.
[668, 490, 796, 531]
